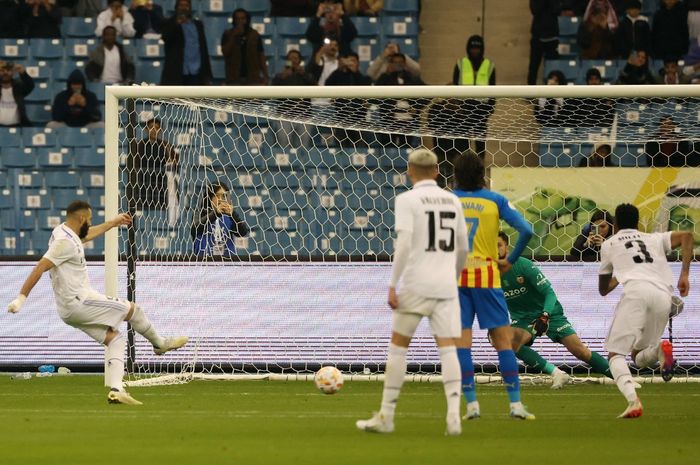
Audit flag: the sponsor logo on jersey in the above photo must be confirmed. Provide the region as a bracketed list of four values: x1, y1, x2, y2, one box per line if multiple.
[503, 286, 528, 298]
[556, 323, 572, 332]
[516, 276, 524, 284]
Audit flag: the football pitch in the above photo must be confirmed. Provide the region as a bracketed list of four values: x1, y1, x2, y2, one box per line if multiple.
[1, 376, 698, 465]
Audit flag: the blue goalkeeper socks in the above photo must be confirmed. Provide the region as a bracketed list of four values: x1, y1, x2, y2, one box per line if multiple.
[457, 348, 478, 403]
[498, 349, 521, 403]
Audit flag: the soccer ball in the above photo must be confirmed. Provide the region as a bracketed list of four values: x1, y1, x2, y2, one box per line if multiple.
[314, 366, 344, 394]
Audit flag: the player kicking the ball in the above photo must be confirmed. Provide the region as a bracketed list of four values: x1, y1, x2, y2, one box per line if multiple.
[356, 149, 469, 436]
[7, 201, 188, 405]
[497, 232, 612, 389]
[599, 203, 692, 418]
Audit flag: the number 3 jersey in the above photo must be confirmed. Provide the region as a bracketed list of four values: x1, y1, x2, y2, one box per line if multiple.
[394, 180, 468, 299]
[599, 229, 674, 295]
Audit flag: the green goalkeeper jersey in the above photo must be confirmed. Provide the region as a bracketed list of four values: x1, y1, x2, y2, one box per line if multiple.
[500, 257, 564, 321]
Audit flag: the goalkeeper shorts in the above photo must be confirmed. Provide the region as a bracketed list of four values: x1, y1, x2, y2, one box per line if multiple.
[511, 313, 576, 344]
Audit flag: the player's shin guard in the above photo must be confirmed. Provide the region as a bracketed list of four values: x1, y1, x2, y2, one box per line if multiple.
[497, 350, 521, 403]
[457, 348, 477, 403]
[609, 355, 638, 402]
[634, 344, 660, 369]
[104, 332, 126, 391]
[588, 351, 613, 378]
[516, 346, 556, 375]
[439, 346, 462, 418]
[128, 305, 165, 348]
[380, 344, 408, 418]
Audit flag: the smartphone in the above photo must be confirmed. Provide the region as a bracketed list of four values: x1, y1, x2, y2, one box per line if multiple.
[591, 224, 600, 235]
[323, 37, 331, 45]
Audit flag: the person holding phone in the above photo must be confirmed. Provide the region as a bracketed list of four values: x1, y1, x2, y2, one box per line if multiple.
[0, 60, 34, 127]
[221, 8, 269, 85]
[47, 69, 103, 128]
[570, 209, 614, 261]
[305, 0, 357, 55]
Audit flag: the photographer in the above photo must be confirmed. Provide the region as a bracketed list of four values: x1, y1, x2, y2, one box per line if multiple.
[0, 60, 34, 127]
[191, 182, 249, 258]
[367, 42, 421, 82]
[47, 69, 103, 128]
[307, 37, 340, 85]
[570, 209, 614, 262]
[306, 0, 357, 55]
[160, 0, 212, 85]
[221, 8, 269, 85]
[273, 50, 315, 86]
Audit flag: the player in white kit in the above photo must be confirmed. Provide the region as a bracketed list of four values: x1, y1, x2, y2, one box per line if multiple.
[356, 149, 469, 436]
[598, 203, 692, 418]
[7, 201, 188, 405]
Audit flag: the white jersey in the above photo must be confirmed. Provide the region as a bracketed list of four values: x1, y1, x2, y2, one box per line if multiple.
[599, 229, 674, 294]
[43, 224, 92, 309]
[394, 179, 468, 299]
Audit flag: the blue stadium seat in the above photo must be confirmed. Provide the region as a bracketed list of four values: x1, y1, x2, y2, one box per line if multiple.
[66, 38, 97, 60]
[558, 16, 581, 37]
[392, 37, 418, 58]
[0, 39, 29, 60]
[30, 39, 64, 60]
[313, 232, 342, 254]
[50, 60, 87, 83]
[264, 149, 305, 171]
[22, 128, 56, 148]
[199, 0, 235, 16]
[137, 61, 163, 84]
[91, 127, 105, 147]
[0, 189, 12, 209]
[276, 17, 311, 37]
[232, 188, 272, 211]
[614, 143, 646, 167]
[240, 0, 270, 14]
[539, 143, 581, 167]
[251, 18, 275, 38]
[75, 147, 105, 168]
[340, 170, 380, 191]
[86, 82, 106, 102]
[52, 188, 84, 210]
[543, 59, 579, 83]
[206, 17, 231, 45]
[262, 229, 307, 255]
[16, 170, 43, 188]
[269, 188, 307, 209]
[20, 189, 50, 209]
[46, 170, 81, 188]
[136, 40, 165, 60]
[83, 235, 105, 255]
[0, 127, 22, 147]
[383, 0, 420, 15]
[354, 37, 381, 65]
[378, 148, 409, 170]
[82, 171, 105, 188]
[578, 59, 618, 83]
[557, 37, 579, 58]
[135, 210, 173, 232]
[24, 60, 53, 82]
[306, 147, 350, 168]
[25, 103, 52, 124]
[381, 17, 419, 38]
[62, 17, 96, 38]
[0, 171, 6, 187]
[3, 148, 37, 168]
[355, 17, 381, 37]
[87, 188, 105, 208]
[1, 209, 36, 230]
[265, 171, 301, 189]
[341, 209, 383, 230]
[24, 82, 53, 103]
[349, 149, 380, 169]
[346, 189, 388, 210]
[210, 59, 225, 82]
[229, 171, 263, 189]
[0, 230, 21, 254]
[38, 148, 73, 168]
[57, 127, 93, 148]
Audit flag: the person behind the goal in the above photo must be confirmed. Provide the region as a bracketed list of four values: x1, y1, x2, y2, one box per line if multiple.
[599, 203, 692, 418]
[356, 149, 469, 436]
[7, 200, 189, 405]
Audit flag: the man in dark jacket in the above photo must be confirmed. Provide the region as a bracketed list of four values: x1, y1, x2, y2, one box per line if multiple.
[325, 51, 371, 146]
[528, 0, 560, 85]
[133, 118, 179, 213]
[130, 0, 164, 38]
[47, 69, 103, 128]
[160, 0, 212, 85]
[86, 26, 136, 84]
[615, 0, 651, 58]
[306, 1, 357, 55]
[221, 8, 269, 85]
[0, 60, 34, 127]
[22, 0, 62, 38]
[0, 0, 23, 38]
[652, 0, 689, 60]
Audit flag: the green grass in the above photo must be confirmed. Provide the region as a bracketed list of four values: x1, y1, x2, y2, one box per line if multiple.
[0, 376, 698, 465]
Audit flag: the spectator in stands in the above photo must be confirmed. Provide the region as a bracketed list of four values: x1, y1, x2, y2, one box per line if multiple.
[0, 60, 33, 127]
[191, 182, 249, 258]
[86, 26, 136, 84]
[306, 1, 358, 55]
[570, 209, 614, 261]
[325, 51, 371, 146]
[221, 8, 269, 85]
[95, 0, 136, 38]
[534, 69, 568, 127]
[270, 0, 316, 16]
[615, 0, 651, 59]
[47, 69, 103, 128]
[21, 0, 62, 38]
[688, 0, 700, 39]
[585, 66, 602, 84]
[130, 0, 164, 39]
[645, 116, 699, 167]
[564, 67, 615, 126]
[375, 52, 424, 85]
[652, 0, 689, 61]
[656, 58, 692, 83]
[57, 0, 102, 18]
[343, 0, 383, 16]
[584, 0, 619, 30]
[0, 0, 23, 38]
[616, 49, 655, 84]
[367, 42, 421, 82]
[528, 0, 561, 86]
[133, 118, 180, 219]
[272, 50, 314, 148]
[578, 143, 616, 166]
[307, 37, 340, 85]
[578, 5, 616, 59]
[160, 0, 212, 85]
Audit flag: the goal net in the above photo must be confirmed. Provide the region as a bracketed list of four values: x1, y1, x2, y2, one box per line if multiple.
[104, 85, 700, 386]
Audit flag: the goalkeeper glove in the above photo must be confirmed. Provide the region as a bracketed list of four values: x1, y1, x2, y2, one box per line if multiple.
[531, 312, 550, 337]
[7, 295, 26, 314]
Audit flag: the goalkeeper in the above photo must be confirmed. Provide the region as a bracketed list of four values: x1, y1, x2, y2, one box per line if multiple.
[498, 232, 612, 388]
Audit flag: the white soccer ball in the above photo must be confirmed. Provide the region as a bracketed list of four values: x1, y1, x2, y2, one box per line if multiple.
[314, 366, 344, 394]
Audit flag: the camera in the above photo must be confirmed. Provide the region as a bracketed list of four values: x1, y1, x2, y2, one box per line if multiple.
[323, 37, 331, 45]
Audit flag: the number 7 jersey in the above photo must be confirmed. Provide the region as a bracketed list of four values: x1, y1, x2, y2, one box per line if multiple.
[599, 229, 675, 294]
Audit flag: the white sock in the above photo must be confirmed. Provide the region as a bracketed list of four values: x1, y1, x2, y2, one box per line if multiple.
[634, 343, 661, 369]
[609, 355, 638, 402]
[438, 346, 462, 418]
[510, 401, 523, 410]
[380, 344, 408, 418]
[104, 332, 126, 390]
[129, 305, 165, 348]
[552, 366, 565, 376]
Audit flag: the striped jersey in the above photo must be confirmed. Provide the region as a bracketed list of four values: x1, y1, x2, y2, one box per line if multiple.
[453, 188, 532, 288]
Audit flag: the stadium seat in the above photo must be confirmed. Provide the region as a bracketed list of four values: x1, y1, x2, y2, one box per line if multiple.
[25, 103, 52, 125]
[24, 82, 53, 103]
[30, 38, 64, 60]
[0, 188, 12, 209]
[0, 39, 29, 60]
[199, 0, 236, 16]
[539, 143, 580, 167]
[66, 38, 97, 60]
[136, 40, 165, 60]
[392, 37, 418, 59]
[269, 188, 307, 210]
[56, 127, 93, 148]
[378, 147, 409, 170]
[83, 235, 105, 255]
[578, 60, 618, 83]
[3, 148, 37, 169]
[135, 210, 173, 232]
[0, 171, 6, 187]
[276, 17, 311, 37]
[557, 37, 579, 58]
[82, 171, 105, 189]
[137, 61, 163, 84]
[381, 17, 419, 38]
[0, 231, 21, 254]
[45, 170, 81, 188]
[613, 143, 646, 167]
[276, 38, 314, 60]
[346, 189, 387, 210]
[340, 170, 380, 191]
[24, 60, 52, 82]
[0, 127, 21, 147]
[558, 16, 581, 37]
[22, 128, 56, 148]
[262, 229, 307, 255]
[16, 170, 43, 188]
[52, 188, 84, 210]
[383, 0, 420, 15]
[348, 149, 380, 169]
[91, 127, 105, 147]
[543, 59, 579, 83]
[210, 59, 226, 82]
[87, 188, 105, 208]
[51, 60, 87, 83]
[355, 37, 381, 65]
[38, 148, 73, 168]
[251, 18, 275, 38]
[86, 82, 106, 102]
[1, 209, 36, 230]
[240, 0, 270, 14]
[232, 188, 272, 211]
[265, 171, 301, 189]
[75, 147, 105, 168]
[354, 17, 381, 37]
[264, 149, 305, 171]
[62, 17, 96, 38]
[341, 208, 383, 230]
[20, 189, 50, 209]
[306, 147, 349, 168]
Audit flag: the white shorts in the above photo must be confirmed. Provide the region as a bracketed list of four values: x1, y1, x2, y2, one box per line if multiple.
[605, 281, 672, 355]
[59, 290, 131, 344]
[392, 290, 461, 339]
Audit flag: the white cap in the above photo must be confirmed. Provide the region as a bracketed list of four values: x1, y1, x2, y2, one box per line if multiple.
[407, 149, 438, 167]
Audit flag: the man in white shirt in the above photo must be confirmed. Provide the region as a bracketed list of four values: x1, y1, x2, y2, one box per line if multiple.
[0, 60, 34, 127]
[95, 0, 136, 38]
[7, 200, 188, 405]
[356, 149, 469, 436]
[599, 203, 692, 418]
[86, 26, 135, 84]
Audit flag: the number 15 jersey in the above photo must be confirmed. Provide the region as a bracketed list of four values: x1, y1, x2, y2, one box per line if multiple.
[599, 229, 674, 295]
[394, 180, 469, 299]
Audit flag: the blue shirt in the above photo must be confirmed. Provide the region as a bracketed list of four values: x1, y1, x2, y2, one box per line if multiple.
[193, 215, 237, 257]
[181, 21, 201, 75]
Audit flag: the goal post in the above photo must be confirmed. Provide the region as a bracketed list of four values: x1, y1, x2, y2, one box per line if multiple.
[104, 84, 700, 386]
